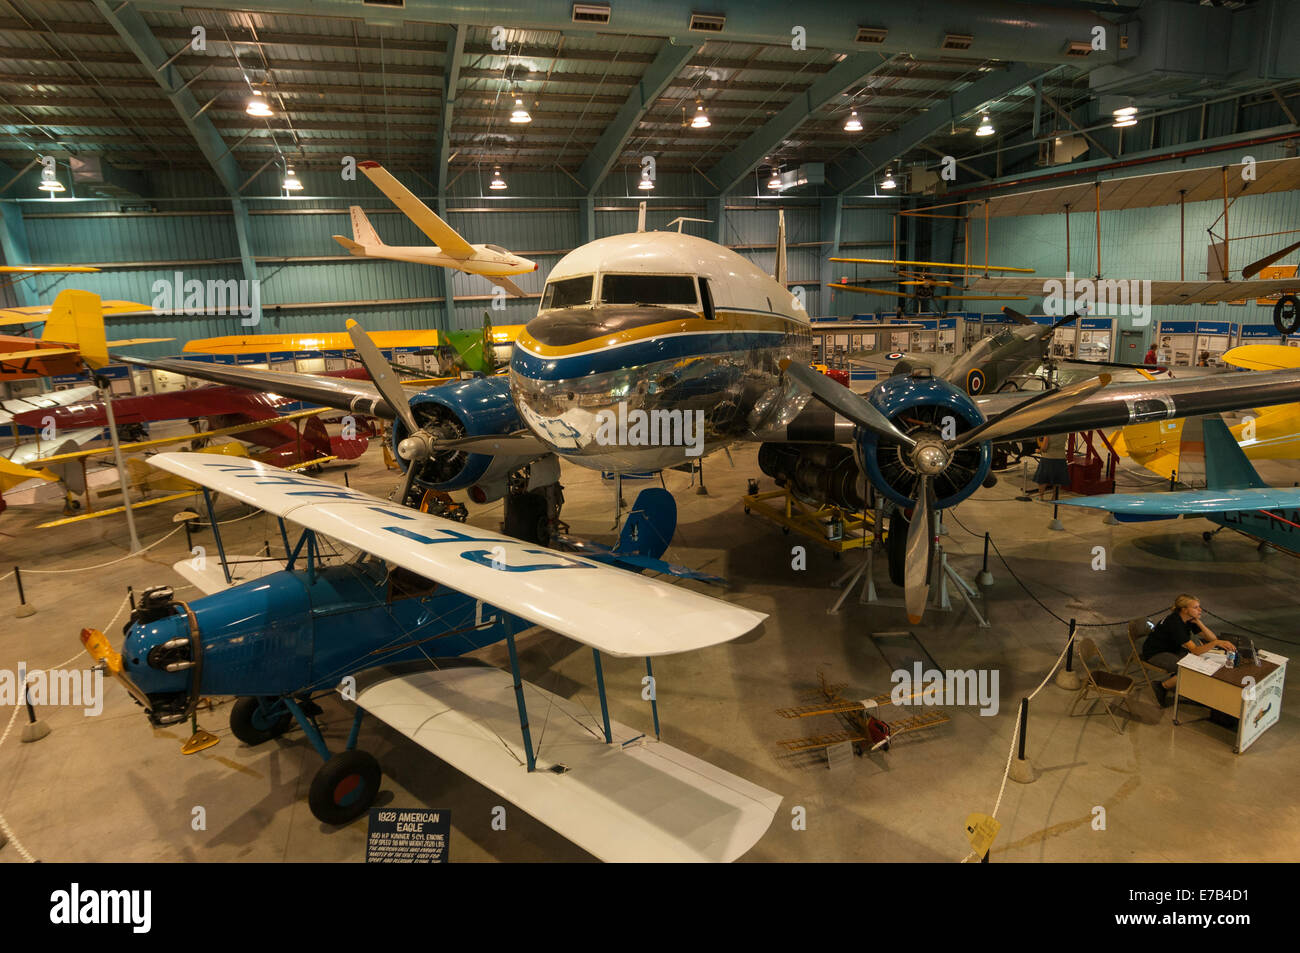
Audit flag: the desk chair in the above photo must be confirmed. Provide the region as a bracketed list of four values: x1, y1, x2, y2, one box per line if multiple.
[1071, 637, 1136, 733]
[1121, 618, 1165, 700]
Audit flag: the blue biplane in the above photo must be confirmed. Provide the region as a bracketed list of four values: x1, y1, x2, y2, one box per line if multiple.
[82, 454, 779, 862]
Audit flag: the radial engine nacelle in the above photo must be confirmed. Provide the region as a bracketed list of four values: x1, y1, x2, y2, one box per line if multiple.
[854, 375, 992, 510]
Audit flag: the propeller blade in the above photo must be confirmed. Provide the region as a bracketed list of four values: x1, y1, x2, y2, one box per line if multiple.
[430, 432, 551, 455]
[1242, 239, 1300, 280]
[346, 319, 419, 436]
[953, 373, 1111, 449]
[904, 476, 935, 624]
[783, 361, 916, 448]
[393, 457, 419, 508]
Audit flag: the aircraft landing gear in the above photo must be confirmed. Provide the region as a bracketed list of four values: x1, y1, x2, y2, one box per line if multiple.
[309, 750, 382, 826]
[280, 697, 382, 825]
[230, 696, 294, 745]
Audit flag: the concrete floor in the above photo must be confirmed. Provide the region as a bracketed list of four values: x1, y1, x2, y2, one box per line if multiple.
[1, 440, 1296, 863]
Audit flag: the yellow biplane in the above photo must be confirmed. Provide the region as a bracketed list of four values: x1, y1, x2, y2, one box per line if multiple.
[775, 672, 949, 759]
[828, 257, 1035, 317]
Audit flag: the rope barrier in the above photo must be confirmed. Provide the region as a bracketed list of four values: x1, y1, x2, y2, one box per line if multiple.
[23, 524, 184, 574]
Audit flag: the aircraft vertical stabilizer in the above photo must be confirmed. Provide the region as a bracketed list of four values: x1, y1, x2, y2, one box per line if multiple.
[350, 206, 383, 246]
[41, 290, 109, 368]
[1204, 417, 1268, 490]
[774, 209, 787, 286]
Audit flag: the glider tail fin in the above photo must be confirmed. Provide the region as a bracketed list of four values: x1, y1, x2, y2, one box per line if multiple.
[349, 206, 383, 246]
[41, 289, 109, 368]
[1204, 416, 1268, 490]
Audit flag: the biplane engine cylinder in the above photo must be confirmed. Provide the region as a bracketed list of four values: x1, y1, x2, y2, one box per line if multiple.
[391, 376, 532, 493]
[856, 376, 991, 509]
[757, 443, 868, 511]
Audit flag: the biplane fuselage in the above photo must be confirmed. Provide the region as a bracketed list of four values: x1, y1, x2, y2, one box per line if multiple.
[510, 231, 813, 471]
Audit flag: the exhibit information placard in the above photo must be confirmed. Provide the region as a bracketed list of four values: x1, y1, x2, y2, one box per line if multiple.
[365, 809, 451, 863]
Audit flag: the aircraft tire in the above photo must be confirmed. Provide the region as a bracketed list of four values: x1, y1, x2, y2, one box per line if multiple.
[887, 510, 908, 588]
[1273, 295, 1300, 335]
[230, 696, 293, 746]
[309, 751, 381, 825]
[504, 490, 549, 545]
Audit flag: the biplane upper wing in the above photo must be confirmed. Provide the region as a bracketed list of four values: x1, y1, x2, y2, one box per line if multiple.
[0, 299, 151, 326]
[829, 257, 1035, 273]
[181, 329, 443, 355]
[149, 453, 767, 657]
[971, 276, 1300, 305]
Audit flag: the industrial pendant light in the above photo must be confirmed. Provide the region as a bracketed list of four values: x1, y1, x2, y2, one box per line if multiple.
[691, 103, 710, 129]
[843, 109, 862, 132]
[638, 169, 654, 191]
[1112, 105, 1138, 128]
[489, 166, 507, 191]
[282, 166, 304, 191]
[767, 168, 782, 191]
[509, 95, 532, 124]
[975, 113, 994, 137]
[879, 168, 897, 190]
[246, 89, 273, 118]
[38, 166, 64, 193]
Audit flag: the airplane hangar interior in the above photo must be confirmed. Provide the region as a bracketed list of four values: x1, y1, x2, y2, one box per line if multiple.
[3, 0, 1299, 886]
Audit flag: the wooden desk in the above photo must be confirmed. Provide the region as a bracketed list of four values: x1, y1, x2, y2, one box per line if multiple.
[1174, 651, 1287, 753]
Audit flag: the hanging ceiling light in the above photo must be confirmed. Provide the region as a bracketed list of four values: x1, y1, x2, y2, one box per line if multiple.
[246, 89, 273, 118]
[509, 95, 532, 124]
[38, 165, 64, 193]
[767, 168, 782, 191]
[691, 103, 711, 129]
[489, 166, 507, 191]
[282, 166, 303, 192]
[879, 168, 897, 190]
[843, 109, 862, 132]
[1112, 105, 1138, 128]
[975, 113, 994, 137]
[638, 169, 654, 191]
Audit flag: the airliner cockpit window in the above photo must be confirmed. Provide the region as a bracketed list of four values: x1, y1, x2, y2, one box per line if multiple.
[541, 275, 594, 310]
[600, 274, 698, 306]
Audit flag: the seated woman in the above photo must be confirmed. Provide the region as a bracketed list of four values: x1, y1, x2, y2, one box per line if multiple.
[1142, 594, 1236, 707]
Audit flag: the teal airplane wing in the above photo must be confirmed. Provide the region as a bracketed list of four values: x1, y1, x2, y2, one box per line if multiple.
[1058, 486, 1300, 516]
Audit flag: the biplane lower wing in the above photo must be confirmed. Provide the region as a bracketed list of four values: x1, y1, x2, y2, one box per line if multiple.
[148, 453, 767, 656]
[356, 664, 782, 862]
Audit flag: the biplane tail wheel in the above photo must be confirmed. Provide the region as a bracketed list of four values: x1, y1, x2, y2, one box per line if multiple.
[230, 696, 293, 746]
[1273, 295, 1300, 335]
[309, 750, 381, 825]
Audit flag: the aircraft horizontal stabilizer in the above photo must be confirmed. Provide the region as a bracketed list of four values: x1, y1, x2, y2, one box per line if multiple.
[148, 453, 767, 657]
[356, 664, 781, 861]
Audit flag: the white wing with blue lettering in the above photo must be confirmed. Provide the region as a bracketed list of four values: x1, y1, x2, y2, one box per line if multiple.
[149, 453, 765, 657]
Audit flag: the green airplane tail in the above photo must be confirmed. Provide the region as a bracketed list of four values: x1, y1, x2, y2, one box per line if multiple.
[442, 312, 496, 374]
[1204, 416, 1268, 490]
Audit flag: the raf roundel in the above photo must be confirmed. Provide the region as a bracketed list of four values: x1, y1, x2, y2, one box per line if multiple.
[886, 352, 905, 361]
[966, 369, 986, 396]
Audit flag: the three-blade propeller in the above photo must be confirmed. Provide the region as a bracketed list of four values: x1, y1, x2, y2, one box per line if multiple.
[786, 363, 1110, 623]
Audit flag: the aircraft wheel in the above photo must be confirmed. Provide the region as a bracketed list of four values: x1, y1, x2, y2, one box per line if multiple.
[1274, 295, 1300, 335]
[230, 696, 293, 746]
[743, 506, 750, 514]
[309, 750, 381, 825]
[1202, 531, 1214, 542]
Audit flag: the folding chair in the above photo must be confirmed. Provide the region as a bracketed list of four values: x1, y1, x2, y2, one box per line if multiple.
[1071, 637, 1136, 733]
[1120, 618, 1165, 700]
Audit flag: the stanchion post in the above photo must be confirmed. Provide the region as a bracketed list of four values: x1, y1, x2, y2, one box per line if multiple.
[13, 565, 34, 618]
[1009, 696, 1038, 783]
[976, 531, 994, 587]
[20, 681, 50, 743]
[1048, 485, 1064, 531]
[1055, 617, 1082, 690]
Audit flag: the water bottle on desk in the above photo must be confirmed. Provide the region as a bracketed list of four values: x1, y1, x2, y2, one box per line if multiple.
[1226, 651, 1237, 669]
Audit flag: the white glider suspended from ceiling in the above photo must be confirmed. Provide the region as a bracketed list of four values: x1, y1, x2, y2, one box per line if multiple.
[332, 161, 538, 298]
